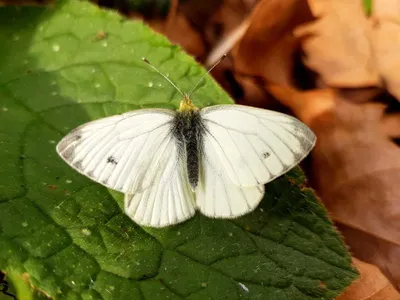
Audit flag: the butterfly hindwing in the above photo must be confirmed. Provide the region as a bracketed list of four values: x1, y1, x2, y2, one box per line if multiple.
[196, 146, 265, 218]
[124, 159, 196, 227]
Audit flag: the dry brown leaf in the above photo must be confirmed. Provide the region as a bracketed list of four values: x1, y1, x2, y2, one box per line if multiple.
[207, 57, 277, 107]
[148, 0, 257, 62]
[268, 85, 400, 289]
[203, 0, 258, 66]
[232, 0, 313, 86]
[177, 0, 256, 61]
[294, 0, 380, 88]
[382, 113, 400, 138]
[266, 85, 335, 124]
[146, 0, 206, 59]
[178, 0, 222, 30]
[203, 0, 255, 47]
[338, 225, 400, 291]
[164, 12, 206, 58]
[337, 258, 400, 300]
[309, 97, 400, 248]
[370, 0, 400, 101]
[206, 19, 250, 67]
[233, 74, 276, 107]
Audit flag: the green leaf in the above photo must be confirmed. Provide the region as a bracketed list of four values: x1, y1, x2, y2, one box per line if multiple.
[0, 1, 357, 299]
[363, 0, 372, 16]
[0, 271, 49, 300]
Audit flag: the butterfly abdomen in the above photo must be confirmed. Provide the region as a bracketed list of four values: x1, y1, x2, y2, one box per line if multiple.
[173, 110, 204, 191]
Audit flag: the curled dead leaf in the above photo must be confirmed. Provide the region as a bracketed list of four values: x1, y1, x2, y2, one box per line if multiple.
[232, 0, 313, 86]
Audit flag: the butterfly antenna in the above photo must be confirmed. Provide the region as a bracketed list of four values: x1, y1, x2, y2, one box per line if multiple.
[142, 57, 185, 97]
[187, 54, 227, 98]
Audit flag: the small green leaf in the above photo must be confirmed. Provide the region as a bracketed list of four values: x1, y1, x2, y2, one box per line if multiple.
[0, 1, 357, 299]
[363, 0, 372, 16]
[0, 271, 49, 300]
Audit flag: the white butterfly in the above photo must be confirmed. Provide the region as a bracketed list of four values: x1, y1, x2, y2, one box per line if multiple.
[57, 57, 316, 227]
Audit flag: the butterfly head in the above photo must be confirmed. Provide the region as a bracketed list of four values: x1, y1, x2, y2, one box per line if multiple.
[179, 94, 199, 112]
[143, 55, 227, 112]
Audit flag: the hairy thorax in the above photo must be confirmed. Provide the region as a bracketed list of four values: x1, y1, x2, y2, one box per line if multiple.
[173, 109, 204, 191]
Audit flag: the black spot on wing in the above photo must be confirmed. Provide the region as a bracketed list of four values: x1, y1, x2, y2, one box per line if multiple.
[262, 152, 270, 159]
[107, 156, 118, 165]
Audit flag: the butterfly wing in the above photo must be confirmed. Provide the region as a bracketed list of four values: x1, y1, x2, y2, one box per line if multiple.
[196, 147, 265, 218]
[57, 109, 179, 194]
[124, 160, 195, 227]
[196, 104, 315, 218]
[200, 105, 316, 187]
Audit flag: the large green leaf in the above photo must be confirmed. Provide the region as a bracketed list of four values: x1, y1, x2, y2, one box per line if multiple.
[0, 1, 357, 299]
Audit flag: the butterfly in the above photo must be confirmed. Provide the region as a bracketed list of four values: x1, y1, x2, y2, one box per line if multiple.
[56, 56, 316, 227]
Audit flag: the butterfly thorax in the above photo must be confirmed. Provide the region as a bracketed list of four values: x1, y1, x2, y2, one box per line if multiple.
[174, 96, 204, 191]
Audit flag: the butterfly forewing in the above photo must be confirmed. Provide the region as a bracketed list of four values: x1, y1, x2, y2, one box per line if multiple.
[57, 109, 178, 194]
[200, 105, 316, 187]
